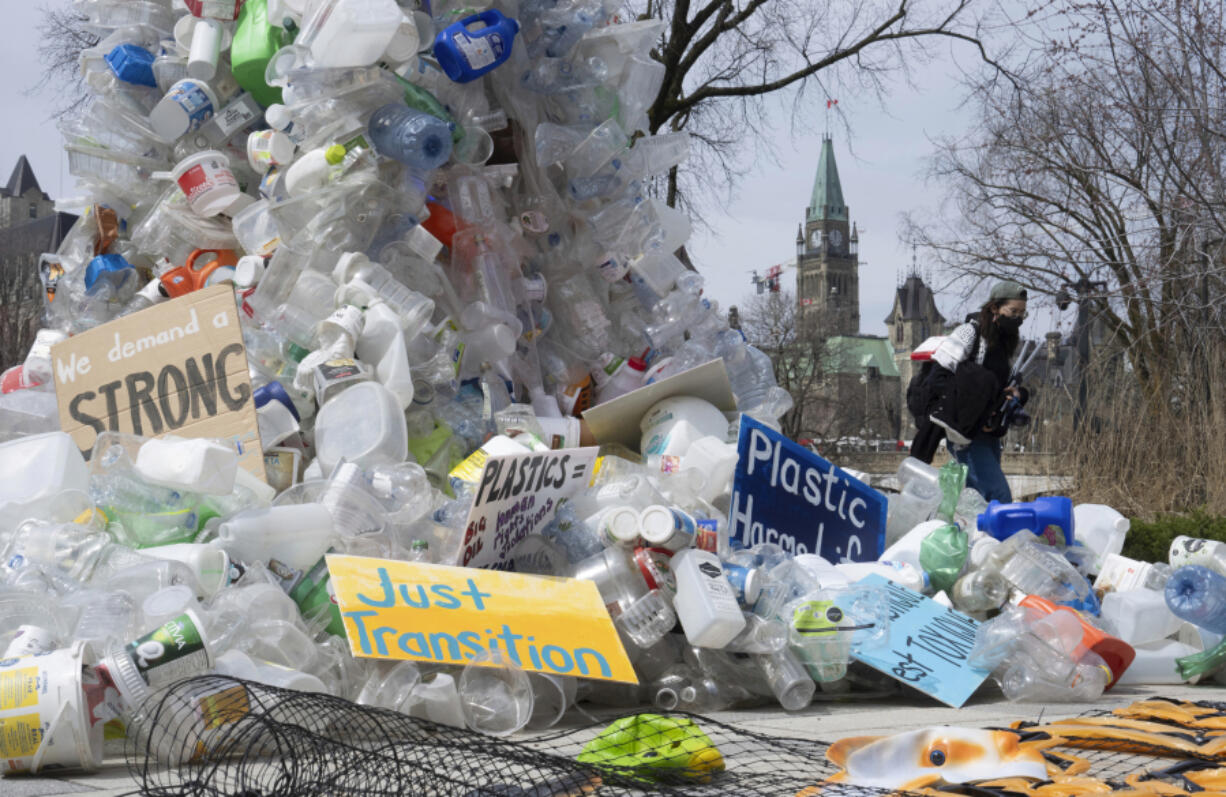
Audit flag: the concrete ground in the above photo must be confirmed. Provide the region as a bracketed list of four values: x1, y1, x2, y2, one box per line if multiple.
[5, 681, 1214, 797]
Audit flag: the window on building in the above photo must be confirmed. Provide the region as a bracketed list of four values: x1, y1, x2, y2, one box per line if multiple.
[28, 203, 37, 219]
[896, 321, 903, 343]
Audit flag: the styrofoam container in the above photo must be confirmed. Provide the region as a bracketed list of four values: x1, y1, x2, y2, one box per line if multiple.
[0, 643, 104, 774]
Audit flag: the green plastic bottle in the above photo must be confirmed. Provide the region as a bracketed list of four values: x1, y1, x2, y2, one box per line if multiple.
[231, 0, 287, 107]
[918, 462, 970, 594]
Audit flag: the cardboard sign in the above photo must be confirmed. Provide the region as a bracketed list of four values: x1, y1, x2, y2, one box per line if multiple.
[51, 285, 264, 478]
[850, 574, 991, 708]
[728, 416, 885, 561]
[458, 446, 599, 569]
[327, 554, 638, 683]
[582, 359, 736, 452]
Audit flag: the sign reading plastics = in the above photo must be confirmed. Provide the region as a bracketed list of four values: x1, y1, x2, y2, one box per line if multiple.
[326, 554, 638, 683]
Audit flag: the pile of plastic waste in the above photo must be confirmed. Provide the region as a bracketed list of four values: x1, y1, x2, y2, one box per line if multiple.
[1, 0, 1224, 779]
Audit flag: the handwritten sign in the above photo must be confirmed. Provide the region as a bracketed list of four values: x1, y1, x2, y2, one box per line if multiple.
[850, 574, 991, 707]
[728, 416, 885, 561]
[51, 286, 263, 478]
[327, 554, 637, 683]
[458, 447, 598, 569]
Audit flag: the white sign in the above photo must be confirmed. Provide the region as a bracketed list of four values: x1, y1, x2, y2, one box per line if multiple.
[457, 447, 599, 570]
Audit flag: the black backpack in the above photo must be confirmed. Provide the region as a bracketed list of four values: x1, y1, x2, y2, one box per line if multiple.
[905, 323, 980, 423]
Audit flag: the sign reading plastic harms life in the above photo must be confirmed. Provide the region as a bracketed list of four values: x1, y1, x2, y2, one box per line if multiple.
[728, 415, 885, 561]
[850, 574, 991, 708]
[50, 285, 264, 478]
[327, 554, 638, 683]
[458, 447, 599, 570]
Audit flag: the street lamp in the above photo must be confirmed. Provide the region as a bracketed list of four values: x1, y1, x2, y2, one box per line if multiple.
[1056, 277, 1107, 430]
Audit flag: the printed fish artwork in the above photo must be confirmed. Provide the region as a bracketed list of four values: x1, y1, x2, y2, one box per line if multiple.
[821, 726, 1051, 791]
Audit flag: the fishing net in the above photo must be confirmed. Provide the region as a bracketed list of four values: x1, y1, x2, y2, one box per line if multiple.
[124, 679, 1226, 797]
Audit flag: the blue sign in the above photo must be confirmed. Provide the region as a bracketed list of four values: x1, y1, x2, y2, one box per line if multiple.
[850, 574, 991, 708]
[728, 416, 886, 562]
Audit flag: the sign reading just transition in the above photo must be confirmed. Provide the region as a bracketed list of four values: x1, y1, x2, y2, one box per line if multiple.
[326, 554, 638, 683]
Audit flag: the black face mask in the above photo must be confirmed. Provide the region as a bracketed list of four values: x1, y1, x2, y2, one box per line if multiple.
[997, 315, 1023, 333]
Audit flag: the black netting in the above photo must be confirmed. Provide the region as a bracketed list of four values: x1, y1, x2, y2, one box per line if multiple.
[124, 675, 925, 797]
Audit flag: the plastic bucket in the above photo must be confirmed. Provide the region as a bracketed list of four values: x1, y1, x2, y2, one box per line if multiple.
[172, 150, 240, 217]
[150, 78, 218, 139]
[0, 642, 104, 774]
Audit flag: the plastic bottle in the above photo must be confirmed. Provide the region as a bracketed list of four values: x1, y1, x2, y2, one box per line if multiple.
[951, 569, 1009, 613]
[978, 496, 1074, 547]
[754, 647, 816, 711]
[637, 505, 696, 552]
[214, 503, 335, 571]
[284, 144, 346, 196]
[1169, 536, 1226, 577]
[432, 10, 520, 83]
[671, 549, 745, 648]
[1073, 504, 1128, 572]
[332, 253, 435, 333]
[1165, 565, 1226, 634]
[368, 103, 453, 171]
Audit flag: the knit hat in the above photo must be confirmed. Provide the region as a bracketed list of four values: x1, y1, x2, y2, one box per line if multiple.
[989, 280, 1028, 302]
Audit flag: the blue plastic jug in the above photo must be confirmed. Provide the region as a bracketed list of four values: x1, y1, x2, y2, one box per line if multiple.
[977, 495, 1074, 546]
[433, 9, 520, 83]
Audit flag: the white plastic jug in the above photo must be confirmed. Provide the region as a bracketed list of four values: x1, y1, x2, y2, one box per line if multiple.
[0, 432, 90, 527]
[215, 503, 335, 571]
[1073, 503, 1129, 573]
[135, 436, 238, 496]
[314, 381, 409, 473]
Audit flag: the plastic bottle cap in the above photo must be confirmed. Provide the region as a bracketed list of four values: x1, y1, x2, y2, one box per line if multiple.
[638, 506, 675, 544]
[324, 145, 347, 165]
[234, 255, 265, 288]
[628, 356, 647, 372]
[602, 507, 640, 543]
[266, 104, 292, 130]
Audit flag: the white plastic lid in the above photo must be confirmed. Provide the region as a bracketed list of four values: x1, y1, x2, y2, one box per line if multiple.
[638, 505, 676, 544]
[142, 585, 197, 623]
[234, 255, 265, 288]
[266, 104, 292, 131]
[601, 506, 641, 544]
[332, 251, 366, 285]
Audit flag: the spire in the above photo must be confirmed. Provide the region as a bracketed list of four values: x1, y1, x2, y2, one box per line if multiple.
[807, 135, 847, 223]
[795, 224, 803, 244]
[850, 222, 858, 241]
[3, 156, 43, 198]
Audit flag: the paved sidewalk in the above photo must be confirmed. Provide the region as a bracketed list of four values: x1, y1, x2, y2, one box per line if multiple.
[4, 682, 1212, 796]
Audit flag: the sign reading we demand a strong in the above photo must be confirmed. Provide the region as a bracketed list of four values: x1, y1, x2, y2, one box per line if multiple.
[327, 554, 638, 683]
[51, 285, 263, 477]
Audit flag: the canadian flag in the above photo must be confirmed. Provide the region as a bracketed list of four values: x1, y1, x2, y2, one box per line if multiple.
[826, 99, 838, 109]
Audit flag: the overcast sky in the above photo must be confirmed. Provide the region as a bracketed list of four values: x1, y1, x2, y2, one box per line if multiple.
[0, 2, 1066, 342]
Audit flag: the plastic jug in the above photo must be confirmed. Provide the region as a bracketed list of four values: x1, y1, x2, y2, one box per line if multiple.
[313, 381, 410, 473]
[231, 0, 285, 107]
[160, 249, 240, 297]
[1072, 504, 1128, 572]
[215, 503, 335, 571]
[978, 496, 1074, 546]
[298, 0, 403, 67]
[433, 10, 520, 83]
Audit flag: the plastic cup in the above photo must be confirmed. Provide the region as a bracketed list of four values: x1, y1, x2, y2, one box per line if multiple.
[171, 150, 240, 217]
[150, 78, 219, 140]
[232, 199, 282, 255]
[525, 672, 576, 730]
[458, 650, 534, 736]
[0, 642, 104, 774]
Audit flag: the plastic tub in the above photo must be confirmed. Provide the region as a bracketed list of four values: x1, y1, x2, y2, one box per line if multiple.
[314, 381, 408, 473]
[149, 78, 219, 140]
[171, 150, 240, 217]
[0, 642, 105, 774]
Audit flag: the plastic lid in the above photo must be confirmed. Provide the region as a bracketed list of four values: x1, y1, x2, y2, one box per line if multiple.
[601, 506, 641, 544]
[638, 505, 675, 544]
[234, 255, 265, 288]
[266, 104, 292, 130]
[142, 585, 196, 621]
[101, 644, 152, 708]
[628, 356, 647, 372]
[324, 145, 346, 165]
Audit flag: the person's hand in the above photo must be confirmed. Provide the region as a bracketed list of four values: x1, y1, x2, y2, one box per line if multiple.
[1004, 385, 1020, 399]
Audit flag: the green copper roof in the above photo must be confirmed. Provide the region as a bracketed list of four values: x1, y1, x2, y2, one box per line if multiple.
[807, 136, 847, 222]
[822, 336, 899, 377]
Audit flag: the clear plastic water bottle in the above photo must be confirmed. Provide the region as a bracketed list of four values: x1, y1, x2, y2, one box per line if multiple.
[1166, 565, 1226, 634]
[368, 103, 454, 171]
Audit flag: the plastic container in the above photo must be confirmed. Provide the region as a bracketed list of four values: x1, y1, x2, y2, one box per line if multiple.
[298, 0, 403, 67]
[232, 199, 282, 256]
[458, 650, 533, 736]
[672, 549, 746, 648]
[314, 381, 410, 473]
[1073, 504, 1128, 572]
[1101, 588, 1182, 646]
[150, 78, 219, 140]
[0, 643, 104, 774]
[160, 248, 240, 297]
[171, 151, 240, 217]
[284, 144, 346, 196]
[368, 103, 453, 171]
[1115, 639, 1198, 686]
[0, 432, 90, 527]
[433, 10, 520, 83]
[978, 496, 1074, 547]
[1170, 535, 1226, 577]
[640, 396, 728, 455]
[596, 505, 642, 547]
[638, 505, 696, 552]
[99, 610, 217, 710]
[247, 130, 296, 173]
[141, 543, 232, 597]
[215, 503, 335, 571]
[134, 436, 238, 495]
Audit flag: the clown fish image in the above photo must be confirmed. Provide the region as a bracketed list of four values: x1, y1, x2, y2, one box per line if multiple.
[816, 726, 1052, 791]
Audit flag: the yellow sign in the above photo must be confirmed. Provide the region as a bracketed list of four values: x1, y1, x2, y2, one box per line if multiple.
[326, 554, 638, 684]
